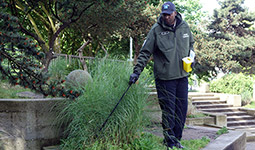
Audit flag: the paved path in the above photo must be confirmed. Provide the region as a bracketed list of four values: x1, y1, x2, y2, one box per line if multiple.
[246, 142, 255, 150]
[146, 124, 255, 149]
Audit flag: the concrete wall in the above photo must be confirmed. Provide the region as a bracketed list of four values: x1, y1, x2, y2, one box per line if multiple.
[0, 98, 65, 150]
[214, 93, 242, 107]
[202, 131, 246, 150]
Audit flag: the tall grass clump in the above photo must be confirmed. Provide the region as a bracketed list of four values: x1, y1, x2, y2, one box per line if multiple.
[48, 57, 70, 80]
[48, 57, 84, 81]
[56, 59, 151, 150]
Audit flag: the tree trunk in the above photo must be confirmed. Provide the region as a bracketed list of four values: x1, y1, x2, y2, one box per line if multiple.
[42, 50, 56, 72]
[133, 37, 141, 65]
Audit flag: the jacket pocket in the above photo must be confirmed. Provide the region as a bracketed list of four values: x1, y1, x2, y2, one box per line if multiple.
[157, 33, 174, 51]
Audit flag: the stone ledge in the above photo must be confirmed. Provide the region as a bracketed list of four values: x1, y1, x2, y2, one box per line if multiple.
[186, 112, 227, 128]
[0, 98, 66, 102]
[0, 99, 66, 150]
[202, 131, 246, 150]
[186, 116, 214, 126]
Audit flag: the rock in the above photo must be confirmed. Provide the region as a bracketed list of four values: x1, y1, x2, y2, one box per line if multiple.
[65, 69, 93, 89]
[16, 91, 44, 99]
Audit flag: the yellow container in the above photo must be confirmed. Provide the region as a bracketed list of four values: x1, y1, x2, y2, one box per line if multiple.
[182, 57, 193, 72]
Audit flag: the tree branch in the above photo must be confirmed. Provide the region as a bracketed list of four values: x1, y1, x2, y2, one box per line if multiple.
[77, 38, 92, 71]
[99, 42, 109, 59]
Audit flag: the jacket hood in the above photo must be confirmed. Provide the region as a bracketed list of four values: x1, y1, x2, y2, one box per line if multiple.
[157, 12, 183, 30]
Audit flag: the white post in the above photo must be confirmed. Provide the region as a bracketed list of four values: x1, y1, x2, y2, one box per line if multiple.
[129, 37, 133, 61]
[253, 81, 255, 102]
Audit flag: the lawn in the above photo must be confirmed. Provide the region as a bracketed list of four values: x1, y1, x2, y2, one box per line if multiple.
[0, 81, 31, 99]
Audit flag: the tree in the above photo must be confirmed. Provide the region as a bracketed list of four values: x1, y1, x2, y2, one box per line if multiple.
[66, 0, 155, 62]
[8, 0, 98, 71]
[0, 0, 81, 99]
[194, 0, 255, 78]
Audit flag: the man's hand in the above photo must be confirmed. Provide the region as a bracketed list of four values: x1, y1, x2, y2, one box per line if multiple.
[129, 73, 139, 85]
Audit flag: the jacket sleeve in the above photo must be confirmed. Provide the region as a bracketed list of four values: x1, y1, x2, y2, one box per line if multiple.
[133, 28, 156, 75]
[189, 29, 196, 68]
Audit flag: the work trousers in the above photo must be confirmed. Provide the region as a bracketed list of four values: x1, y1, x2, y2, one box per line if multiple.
[155, 77, 188, 147]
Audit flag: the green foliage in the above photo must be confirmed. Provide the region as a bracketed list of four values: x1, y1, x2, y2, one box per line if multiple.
[56, 60, 151, 149]
[180, 137, 210, 150]
[194, 0, 255, 77]
[48, 58, 70, 80]
[216, 126, 229, 135]
[0, 1, 81, 99]
[241, 90, 253, 106]
[244, 101, 255, 108]
[210, 0, 255, 38]
[127, 132, 165, 150]
[0, 81, 31, 99]
[174, 0, 204, 25]
[78, 132, 210, 150]
[210, 73, 254, 105]
[66, 58, 84, 72]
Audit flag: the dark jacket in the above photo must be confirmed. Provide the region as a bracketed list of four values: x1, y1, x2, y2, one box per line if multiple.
[134, 13, 195, 80]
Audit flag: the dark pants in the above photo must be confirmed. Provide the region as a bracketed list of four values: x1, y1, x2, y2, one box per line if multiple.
[155, 77, 188, 147]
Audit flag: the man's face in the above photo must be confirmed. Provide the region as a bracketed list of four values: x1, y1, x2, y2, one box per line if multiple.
[162, 11, 177, 26]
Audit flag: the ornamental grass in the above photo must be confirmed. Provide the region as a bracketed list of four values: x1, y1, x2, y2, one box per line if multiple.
[56, 59, 152, 149]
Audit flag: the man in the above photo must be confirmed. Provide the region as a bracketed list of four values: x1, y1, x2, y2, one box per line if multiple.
[129, 1, 195, 149]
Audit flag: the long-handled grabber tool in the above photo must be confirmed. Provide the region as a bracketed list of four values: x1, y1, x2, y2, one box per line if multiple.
[95, 83, 132, 138]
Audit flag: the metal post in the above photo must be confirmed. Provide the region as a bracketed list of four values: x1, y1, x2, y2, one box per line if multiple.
[128, 37, 133, 63]
[253, 81, 255, 101]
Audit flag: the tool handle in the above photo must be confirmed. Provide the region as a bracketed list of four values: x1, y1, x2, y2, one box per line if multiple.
[95, 84, 132, 138]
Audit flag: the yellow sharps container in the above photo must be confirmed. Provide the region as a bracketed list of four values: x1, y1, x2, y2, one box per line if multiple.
[182, 57, 193, 72]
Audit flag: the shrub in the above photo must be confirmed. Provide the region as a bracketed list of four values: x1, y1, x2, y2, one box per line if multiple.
[210, 73, 254, 105]
[56, 59, 151, 150]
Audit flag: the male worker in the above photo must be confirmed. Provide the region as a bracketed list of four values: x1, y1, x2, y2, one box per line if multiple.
[129, 1, 195, 149]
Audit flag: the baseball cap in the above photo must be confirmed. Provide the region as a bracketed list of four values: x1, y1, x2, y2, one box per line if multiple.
[161, 1, 176, 15]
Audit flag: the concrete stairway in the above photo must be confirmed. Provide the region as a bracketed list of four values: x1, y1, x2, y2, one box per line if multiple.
[190, 93, 255, 129]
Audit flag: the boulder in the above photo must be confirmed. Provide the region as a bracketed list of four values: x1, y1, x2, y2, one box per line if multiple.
[65, 70, 92, 89]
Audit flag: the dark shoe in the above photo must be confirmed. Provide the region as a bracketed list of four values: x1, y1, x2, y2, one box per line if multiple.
[174, 142, 184, 149]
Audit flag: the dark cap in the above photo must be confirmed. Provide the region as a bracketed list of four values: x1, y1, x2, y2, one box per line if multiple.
[161, 1, 176, 15]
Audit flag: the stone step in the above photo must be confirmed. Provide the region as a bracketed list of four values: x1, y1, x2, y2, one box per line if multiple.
[188, 93, 215, 98]
[192, 100, 227, 105]
[227, 120, 255, 127]
[232, 125, 255, 130]
[147, 87, 157, 92]
[227, 115, 255, 121]
[195, 104, 233, 109]
[223, 111, 248, 116]
[42, 145, 60, 150]
[200, 107, 239, 113]
[148, 92, 157, 96]
[192, 97, 220, 101]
